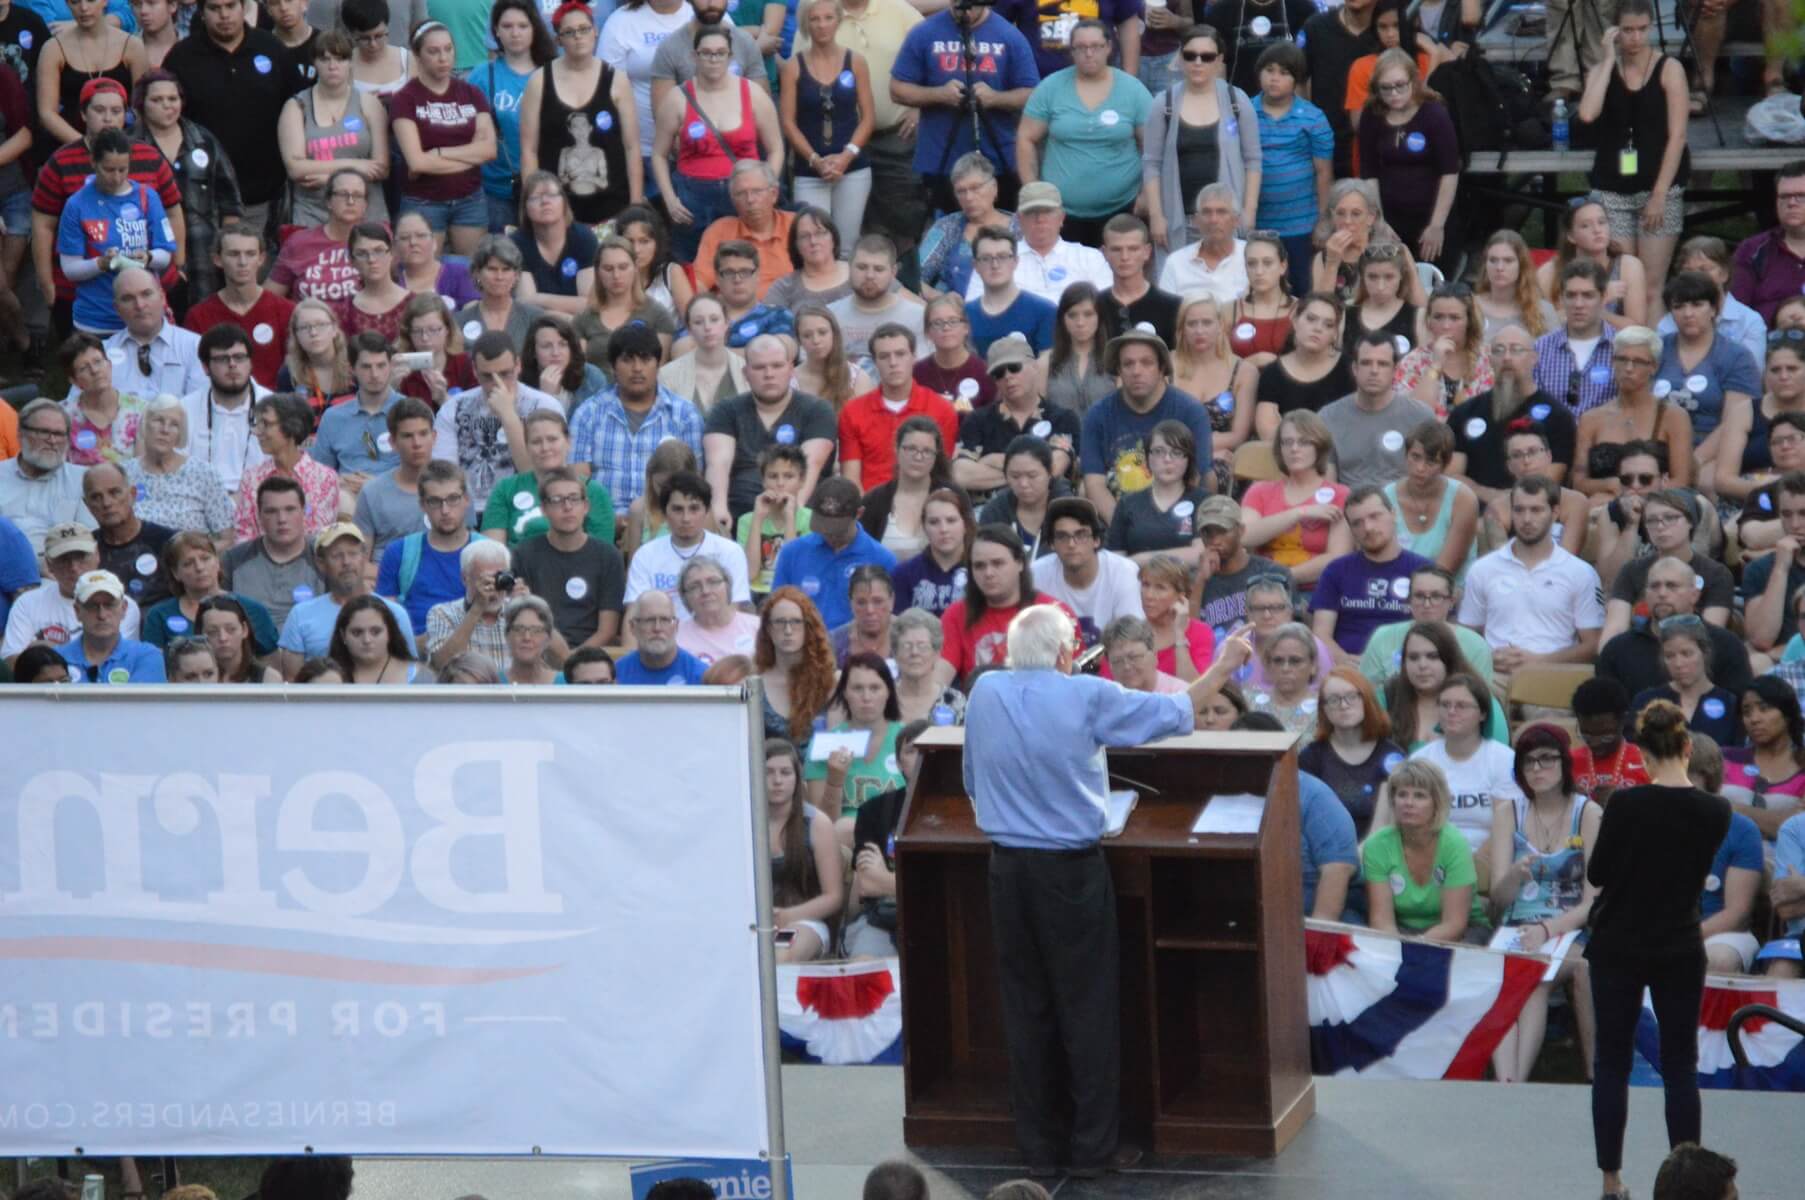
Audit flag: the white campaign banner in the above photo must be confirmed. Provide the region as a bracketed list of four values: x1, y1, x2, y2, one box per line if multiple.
[0, 688, 771, 1158]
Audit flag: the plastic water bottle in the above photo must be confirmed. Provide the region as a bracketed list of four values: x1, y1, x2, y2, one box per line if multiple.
[1552, 99, 1570, 151]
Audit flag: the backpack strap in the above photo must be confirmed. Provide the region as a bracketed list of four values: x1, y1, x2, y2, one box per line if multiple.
[397, 531, 424, 604]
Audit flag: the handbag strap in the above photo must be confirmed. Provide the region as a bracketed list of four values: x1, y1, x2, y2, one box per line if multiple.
[683, 78, 740, 164]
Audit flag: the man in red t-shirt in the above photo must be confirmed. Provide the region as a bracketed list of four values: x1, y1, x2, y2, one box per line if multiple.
[1569, 676, 1648, 805]
[30, 78, 185, 338]
[838, 323, 960, 491]
[936, 525, 1078, 686]
[183, 224, 295, 388]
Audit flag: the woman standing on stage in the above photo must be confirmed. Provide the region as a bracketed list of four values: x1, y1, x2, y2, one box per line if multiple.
[1586, 699, 1730, 1200]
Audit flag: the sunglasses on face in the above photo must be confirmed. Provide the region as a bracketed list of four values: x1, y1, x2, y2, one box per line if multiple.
[989, 362, 1025, 379]
[1181, 49, 1219, 62]
[1618, 472, 1658, 487]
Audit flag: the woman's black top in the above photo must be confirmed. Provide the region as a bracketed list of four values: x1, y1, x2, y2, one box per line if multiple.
[1585, 783, 1730, 964]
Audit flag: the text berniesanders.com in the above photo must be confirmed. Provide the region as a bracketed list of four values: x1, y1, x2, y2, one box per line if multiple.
[1, 1100, 400, 1132]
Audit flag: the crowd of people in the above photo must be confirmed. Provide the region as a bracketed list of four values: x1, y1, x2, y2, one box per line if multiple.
[1, 0, 1805, 1117]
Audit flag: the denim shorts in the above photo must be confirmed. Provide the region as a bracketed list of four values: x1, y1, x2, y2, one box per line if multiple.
[0, 188, 30, 238]
[400, 191, 488, 233]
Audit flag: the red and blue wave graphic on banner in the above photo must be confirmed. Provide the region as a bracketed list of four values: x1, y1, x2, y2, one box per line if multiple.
[776, 959, 903, 1065]
[1634, 975, 1805, 1091]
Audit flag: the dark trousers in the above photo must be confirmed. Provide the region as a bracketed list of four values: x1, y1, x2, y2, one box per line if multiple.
[864, 127, 930, 293]
[1059, 210, 1133, 249]
[1590, 951, 1706, 1173]
[988, 844, 1119, 1169]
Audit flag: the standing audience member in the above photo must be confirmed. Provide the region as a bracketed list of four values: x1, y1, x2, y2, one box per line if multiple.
[389, 20, 496, 257]
[519, 1, 638, 229]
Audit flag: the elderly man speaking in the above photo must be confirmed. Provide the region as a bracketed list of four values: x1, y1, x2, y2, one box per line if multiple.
[963, 603, 1220, 1177]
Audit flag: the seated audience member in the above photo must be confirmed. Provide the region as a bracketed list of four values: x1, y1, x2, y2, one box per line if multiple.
[913, 294, 995, 415]
[1223, 573, 1334, 691]
[268, 167, 367, 302]
[1654, 272, 1759, 450]
[562, 647, 618, 684]
[1685, 734, 1766, 975]
[1661, 238, 1767, 370]
[570, 324, 706, 514]
[179, 324, 273, 501]
[1400, 673, 1522, 856]
[739, 445, 814, 597]
[1572, 326, 1693, 495]
[704, 335, 835, 524]
[326, 593, 425, 684]
[1359, 564, 1492, 688]
[888, 608, 968, 728]
[1585, 440, 1719, 569]
[1471, 423, 1590, 556]
[764, 735, 845, 964]
[828, 241, 927, 380]
[59, 569, 165, 683]
[934, 525, 1071, 688]
[756, 586, 840, 741]
[432, 331, 565, 513]
[1156, 186, 1249, 308]
[1716, 338, 1805, 516]
[1238, 411, 1351, 589]
[1742, 471, 1805, 656]
[498, 596, 558, 685]
[700, 241, 798, 355]
[82, 462, 175, 608]
[220, 479, 326, 629]
[953, 336, 1079, 499]
[1122, 553, 1214, 681]
[511, 173, 598, 323]
[436, 652, 502, 685]
[857, 419, 959, 563]
[771, 478, 897, 631]
[1597, 558, 1752, 702]
[838, 328, 956, 492]
[1387, 421, 1479, 578]
[166, 639, 222, 683]
[913, 153, 1018, 304]
[1568, 676, 1651, 807]
[890, 489, 973, 621]
[1103, 419, 1213, 566]
[1723, 678, 1805, 837]
[1381, 621, 1509, 751]
[1234, 621, 1322, 743]
[626, 471, 754, 619]
[236, 393, 339, 543]
[830, 565, 896, 667]
[333, 224, 412, 344]
[139, 532, 273, 653]
[1532, 259, 1618, 416]
[963, 225, 1057, 358]
[355, 398, 440, 560]
[1447, 323, 1578, 507]
[1598, 491, 1733, 643]
[1726, 415, 1805, 557]
[571, 237, 677, 374]
[1300, 666, 1406, 840]
[688, 162, 797, 301]
[92, 268, 207, 406]
[679, 556, 763, 666]
[1318, 333, 1436, 491]
[276, 523, 415, 678]
[845, 718, 931, 957]
[311, 334, 405, 493]
[454, 236, 546, 353]
[1487, 725, 1602, 1083]
[617, 590, 712, 685]
[1099, 213, 1183, 342]
[763, 208, 853, 317]
[664, 294, 752, 414]
[1029, 497, 1142, 648]
[12, 647, 76, 683]
[0, 401, 95, 555]
[805, 652, 906, 827]
[126, 394, 235, 541]
[395, 293, 479, 410]
[1079, 324, 1215, 527]
[1234, 711, 1361, 922]
[1, 525, 141, 662]
[1309, 487, 1431, 659]
[426, 539, 515, 676]
[1102, 615, 1186, 695]
[275, 301, 355, 414]
[183, 223, 296, 388]
[975, 181, 1111, 307]
[1650, 1144, 1740, 1200]
[1364, 757, 1487, 943]
[1457, 477, 1604, 694]
[522, 316, 607, 414]
[61, 335, 143, 468]
[1196, 496, 1291, 643]
[793, 305, 874, 413]
[199, 595, 283, 684]
[376, 462, 476, 639]
[511, 467, 626, 654]
[1630, 618, 1745, 747]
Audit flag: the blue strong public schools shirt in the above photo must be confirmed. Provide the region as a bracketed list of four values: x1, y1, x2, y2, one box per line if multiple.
[963, 668, 1194, 849]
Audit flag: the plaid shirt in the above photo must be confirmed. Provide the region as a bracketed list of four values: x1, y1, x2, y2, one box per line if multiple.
[426, 599, 510, 673]
[1532, 325, 1618, 416]
[569, 385, 705, 509]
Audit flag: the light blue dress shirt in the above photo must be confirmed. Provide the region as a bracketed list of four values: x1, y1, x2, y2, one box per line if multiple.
[963, 668, 1193, 850]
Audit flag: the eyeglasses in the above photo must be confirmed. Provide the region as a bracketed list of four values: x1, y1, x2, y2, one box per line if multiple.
[296, 321, 335, 335]
[1506, 446, 1548, 463]
[681, 576, 726, 594]
[421, 493, 467, 510]
[22, 424, 69, 441]
[210, 351, 252, 366]
[728, 186, 774, 202]
[1436, 698, 1480, 712]
[1773, 432, 1805, 450]
[975, 253, 1016, 267]
[717, 267, 758, 282]
[542, 493, 586, 508]
[898, 444, 937, 458]
[695, 46, 729, 58]
[1321, 692, 1363, 709]
[510, 623, 551, 636]
[1265, 654, 1308, 667]
[989, 362, 1025, 378]
[1410, 590, 1451, 604]
[1071, 40, 1110, 53]
[1489, 343, 1533, 358]
[1246, 602, 1290, 616]
[1148, 445, 1183, 460]
[1779, 191, 1805, 205]
[1644, 511, 1685, 529]
[1376, 80, 1412, 94]
[558, 22, 595, 38]
[927, 319, 966, 331]
[1181, 49, 1219, 62]
[767, 616, 806, 631]
[634, 615, 677, 628]
[329, 189, 367, 201]
[1523, 752, 1564, 770]
[1771, 329, 1805, 347]
[1050, 529, 1094, 545]
[351, 247, 390, 262]
[1611, 354, 1656, 369]
[1618, 472, 1658, 487]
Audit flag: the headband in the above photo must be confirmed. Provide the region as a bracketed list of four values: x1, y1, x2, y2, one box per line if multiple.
[80, 78, 128, 109]
[411, 19, 448, 49]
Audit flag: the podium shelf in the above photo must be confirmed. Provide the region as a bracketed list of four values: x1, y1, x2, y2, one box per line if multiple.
[1152, 936, 1259, 952]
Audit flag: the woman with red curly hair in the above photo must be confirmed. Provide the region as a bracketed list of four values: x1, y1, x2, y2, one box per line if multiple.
[755, 585, 839, 747]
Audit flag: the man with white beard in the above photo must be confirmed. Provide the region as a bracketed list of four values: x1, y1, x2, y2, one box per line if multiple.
[1446, 322, 1578, 512]
[0, 401, 95, 556]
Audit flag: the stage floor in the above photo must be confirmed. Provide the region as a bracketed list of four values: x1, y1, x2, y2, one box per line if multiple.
[349, 1066, 1803, 1200]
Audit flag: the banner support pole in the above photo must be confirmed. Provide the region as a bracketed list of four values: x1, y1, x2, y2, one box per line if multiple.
[745, 678, 789, 1200]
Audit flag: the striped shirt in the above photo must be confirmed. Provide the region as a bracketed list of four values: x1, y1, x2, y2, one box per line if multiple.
[1252, 96, 1332, 238]
[1532, 325, 1619, 416]
[32, 141, 183, 301]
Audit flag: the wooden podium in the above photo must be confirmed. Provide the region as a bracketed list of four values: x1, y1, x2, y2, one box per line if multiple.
[894, 727, 1314, 1157]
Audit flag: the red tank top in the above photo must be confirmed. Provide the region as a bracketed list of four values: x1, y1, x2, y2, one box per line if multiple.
[676, 78, 760, 182]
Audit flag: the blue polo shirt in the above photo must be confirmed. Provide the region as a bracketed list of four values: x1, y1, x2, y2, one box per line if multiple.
[615, 648, 711, 685]
[57, 635, 166, 683]
[771, 529, 898, 628]
[967, 292, 1057, 356]
[311, 391, 405, 476]
[277, 593, 419, 659]
[377, 534, 472, 631]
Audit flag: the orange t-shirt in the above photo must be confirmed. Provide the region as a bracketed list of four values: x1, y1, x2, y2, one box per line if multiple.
[0, 398, 16, 462]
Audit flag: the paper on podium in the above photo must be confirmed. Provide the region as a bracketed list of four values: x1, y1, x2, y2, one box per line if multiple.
[1104, 790, 1138, 837]
[1192, 792, 1266, 834]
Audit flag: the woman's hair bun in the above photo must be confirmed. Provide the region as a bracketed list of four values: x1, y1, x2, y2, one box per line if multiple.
[1635, 699, 1690, 760]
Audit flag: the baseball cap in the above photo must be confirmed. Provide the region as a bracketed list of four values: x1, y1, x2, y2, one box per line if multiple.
[1756, 937, 1802, 963]
[1016, 181, 1063, 213]
[986, 333, 1035, 375]
[315, 521, 367, 551]
[44, 523, 98, 559]
[74, 570, 125, 604]
[1196, 495, 1242, 530]
[811, 477, 861, 519]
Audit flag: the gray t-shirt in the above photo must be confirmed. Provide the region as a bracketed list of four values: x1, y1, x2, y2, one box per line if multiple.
[353, 470, 423, 561]
[511, 534, 626, 645]
[221, 539, 326, 630]
[703, 390, 838, 516]
[649, 23, 768, 93]
[1318, 393, 1439, 491]
[827, 294, 926, 377]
